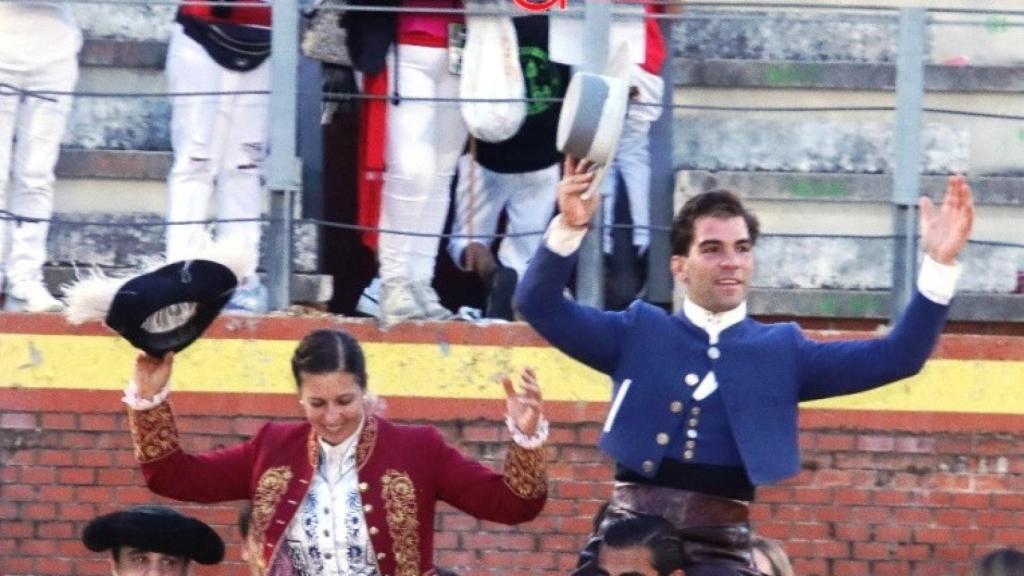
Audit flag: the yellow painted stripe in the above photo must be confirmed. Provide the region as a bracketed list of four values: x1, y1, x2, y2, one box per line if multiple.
[1, 333, 1022, 413]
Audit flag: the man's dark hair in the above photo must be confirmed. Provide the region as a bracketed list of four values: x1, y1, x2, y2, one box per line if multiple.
[671, 190, 760, 256]
[600, 513, 684, 576]
[290, 329, 368, 390]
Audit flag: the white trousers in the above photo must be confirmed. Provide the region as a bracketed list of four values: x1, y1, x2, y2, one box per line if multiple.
[164, 25, 269, 262]
[602, 65, 664, 254]
[447, 154, 558, 278]
[378, 44, 468, 284]
[0, 53, 77, 287]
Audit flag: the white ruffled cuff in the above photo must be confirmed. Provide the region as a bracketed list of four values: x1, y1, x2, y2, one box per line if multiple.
[917, 254, 962, 306]
[544, 215, 588, 257]
[506, 415, 549, 450]
[122, 380, 171, 411]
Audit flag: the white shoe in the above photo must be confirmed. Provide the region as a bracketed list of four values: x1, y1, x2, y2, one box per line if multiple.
[4, 280, 65, 313]
[412, 282, 454, 321]
[380, 281, 424, 327]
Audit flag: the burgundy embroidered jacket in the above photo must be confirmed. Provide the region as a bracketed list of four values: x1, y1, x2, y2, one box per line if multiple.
[128, 404, 547, 576]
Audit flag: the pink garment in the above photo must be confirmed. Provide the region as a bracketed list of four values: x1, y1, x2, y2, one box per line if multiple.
[397, 0, 462, 42]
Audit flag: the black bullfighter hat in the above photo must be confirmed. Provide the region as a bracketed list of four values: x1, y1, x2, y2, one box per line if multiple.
[63, 238, 255, 357]
[82, 505, 225, 564]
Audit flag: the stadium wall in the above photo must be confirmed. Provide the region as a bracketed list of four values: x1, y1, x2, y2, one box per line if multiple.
[1, 314, 1022, 576]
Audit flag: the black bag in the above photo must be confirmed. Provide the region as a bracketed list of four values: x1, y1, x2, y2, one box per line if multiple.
[341, 0, 398, 75]
[179, 14, 272, 72]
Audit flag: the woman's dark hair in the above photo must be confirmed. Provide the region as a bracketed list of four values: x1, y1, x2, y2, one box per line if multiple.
[600, 513, 684, 576]
[671, 190, 760, 256]
[972, 548, 1024, 576]
[290, 329, 368, 390]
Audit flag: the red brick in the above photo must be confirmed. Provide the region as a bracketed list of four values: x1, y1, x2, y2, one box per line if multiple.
[76, 449, 114, 467]
[58, 467, 96, 484]
[935, 508, 972, 527]
[873, 489, 912, 506]
[935, 545, 972, 562]
[60, 502, 98, 521]
[793, 486, 832, 504]
[4, 520, 33, 537]
[875, 525, 912, 542]
[834, 560, 870, 575]
[993, 528, 1024, 546]
[854, 542, 893, 560]
[0, 412, 37, 429]
[952, 493, 991, 509]
[975, 509, 1015, 526]
[40, 412, 77, 429]
[857, 435, 894, 452]
[817, 432, 857, 451]
[20, 539, 58, 555]
[835, 523, 871, 542]
[37, 449, 74, 466]
[894, 544, 930, 561]
[77, 486, 116, 503]
[20, 465, 56, 484]
[814, 540, 850, 558]
[914, 526, 954, 544]
[894, 436, 936, 453]
[22, 502, 57, 519]
[37, 485, 74, 502]
[835, 488, 871, 505]
[36, 522, 74, 539]
[3, 484, 35, 501]
[97, 468, 136, 485]
[34, 556, 74, 575]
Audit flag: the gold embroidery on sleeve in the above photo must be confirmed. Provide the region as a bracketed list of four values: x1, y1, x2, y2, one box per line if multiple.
[382, 470, 420, 576]
[250, 465, 294, 571]
[504, 443, 547, 499]
[356, 416, 379, 470]
[128, 402, 181, 463]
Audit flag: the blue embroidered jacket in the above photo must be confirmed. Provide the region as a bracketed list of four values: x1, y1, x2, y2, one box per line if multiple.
[516, 246, 951, 486]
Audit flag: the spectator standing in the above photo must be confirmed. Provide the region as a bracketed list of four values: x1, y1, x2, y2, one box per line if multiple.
[344, 0, 470, 324]
[447, 15, 568, 320]
[0, 1, 81, 312]
[602, 9, 667, 308]
[164, 0, 272, 312]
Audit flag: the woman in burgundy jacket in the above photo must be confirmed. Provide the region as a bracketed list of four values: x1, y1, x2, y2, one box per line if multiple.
[125, 328, 548, 575]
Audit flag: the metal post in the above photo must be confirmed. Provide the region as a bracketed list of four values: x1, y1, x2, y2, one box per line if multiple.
[646, 18, 675, 308]
[267, 0, 302, 310]
[891, 8, 926, 319]
[576, 0, 611, 309]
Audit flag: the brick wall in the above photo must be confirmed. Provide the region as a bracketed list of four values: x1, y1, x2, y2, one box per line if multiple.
[2, 390, 1023, 576]
[2, 316, 1022, 576]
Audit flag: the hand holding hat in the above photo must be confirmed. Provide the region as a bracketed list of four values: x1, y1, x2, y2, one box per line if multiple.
[558, 156, 600, 229]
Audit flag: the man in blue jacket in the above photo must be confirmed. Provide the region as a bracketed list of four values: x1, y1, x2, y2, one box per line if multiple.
[515, 157, 975, 576]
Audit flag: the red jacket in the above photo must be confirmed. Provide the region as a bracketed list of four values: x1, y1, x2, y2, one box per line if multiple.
[129, 404, 547, 575]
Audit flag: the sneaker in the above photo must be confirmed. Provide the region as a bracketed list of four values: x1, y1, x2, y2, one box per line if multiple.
[225, 277, 269, 314]
[380, 280, 423, 327]
[412, 282, 454, 321]
[484, 264, 517, 321]
[355, 277, 382, 318]
[4, 280, 65, 313]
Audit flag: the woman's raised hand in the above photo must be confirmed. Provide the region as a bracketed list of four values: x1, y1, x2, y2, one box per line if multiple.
[503, 367, 543, 437]
[134, 352, 174, 401]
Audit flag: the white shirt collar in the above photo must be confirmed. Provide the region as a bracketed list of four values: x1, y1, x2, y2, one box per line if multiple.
[682, 299, 747, 345]
[318, 417, 364, 483]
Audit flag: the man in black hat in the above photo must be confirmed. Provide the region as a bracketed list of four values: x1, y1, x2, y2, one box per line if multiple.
[82, 505, 225, 575]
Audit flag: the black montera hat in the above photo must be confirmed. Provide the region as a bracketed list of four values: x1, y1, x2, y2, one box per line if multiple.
[64, 239, 255, 357]
[82, 505, 225, 564]
[103, 259, 237, 357]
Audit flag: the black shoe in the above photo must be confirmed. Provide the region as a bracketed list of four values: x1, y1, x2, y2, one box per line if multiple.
[484, 265, 518, 321]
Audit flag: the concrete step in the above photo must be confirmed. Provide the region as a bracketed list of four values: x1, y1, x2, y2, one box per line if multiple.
[41, 211, 320, 274]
